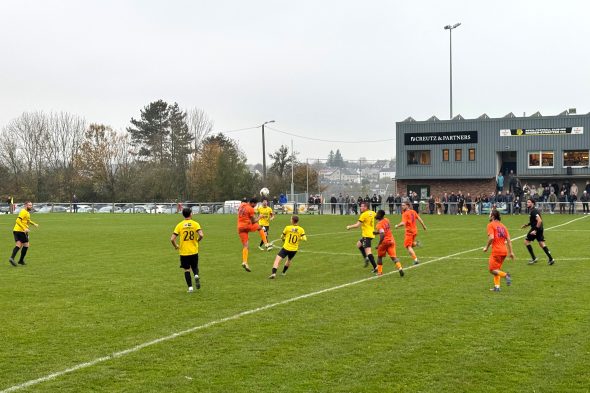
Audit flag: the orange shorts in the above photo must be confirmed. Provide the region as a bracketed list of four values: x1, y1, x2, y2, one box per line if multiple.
[404, 233, 416, 248]
[377, 241, 396, 258]
[488, 254, 506, 271]
[238, 224, 262, 244]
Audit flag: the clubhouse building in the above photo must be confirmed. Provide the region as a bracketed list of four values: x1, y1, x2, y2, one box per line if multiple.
[395, 110, 590, 198]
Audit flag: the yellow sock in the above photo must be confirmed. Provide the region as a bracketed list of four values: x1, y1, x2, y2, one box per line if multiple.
[377, 264, 383, 274]
[493, 275, 501, 287]
[259, 230, 268, 244]
[242, 248, 248, 263]
[395, 262, 402, 270]
[497, 271, 507, 278]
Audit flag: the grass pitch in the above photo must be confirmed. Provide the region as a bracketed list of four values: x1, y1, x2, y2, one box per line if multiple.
[1, 212, 590, 392]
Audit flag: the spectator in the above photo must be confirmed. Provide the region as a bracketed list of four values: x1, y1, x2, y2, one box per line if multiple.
[457, 191, 465, 215]
[272, 196, 279, 209]
[513, 196, 521, 215]
[442, 192, 449, 214]
[428, 195, 435, 214]
[585, 180, 590, 195]
[558, 191, 567, 214]
[548, 191, 557, 214]
[377, 194, 383, 211]
[570, 182, 579, 198]
[72, 194, 79, 213]
[394, 193, 402, 214]
[496, 172, 504, 192]
[449, 192, 457, 214]
[371, 194, 378, 212]
[507, 170, 516, 193]
[569, 191, 577, 214]
[386, 194, 394, 215]
[465, 192, 473, 214]
[504, 191, 513, 214]
[279, 193, 288, 205]
[581, 190, 589, 214]
[314, 194, 323, 215]
[337, 193, 344, 215]
[330, 194, 337, 214]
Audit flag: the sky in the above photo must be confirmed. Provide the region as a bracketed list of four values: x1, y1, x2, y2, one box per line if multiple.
[1, 0, 589, 164]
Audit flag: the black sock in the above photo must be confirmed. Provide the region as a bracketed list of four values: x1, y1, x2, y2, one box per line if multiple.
[11, 246, 20, 259]
[260, 240, 264, 247]
[19, 247, 28, 262]
[282, 265, 289, 273]
[184, 271, 192, 287]
[368, 254, 377, 268]
[359, 247, 367, 258]
[526, 244, 536, 259]
[543, 246, 552, 260]
[271, 267, 277, 274]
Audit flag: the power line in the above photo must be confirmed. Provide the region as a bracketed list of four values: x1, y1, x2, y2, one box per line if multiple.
[217, 126, 260, 134]
[266, 126, 395, 143]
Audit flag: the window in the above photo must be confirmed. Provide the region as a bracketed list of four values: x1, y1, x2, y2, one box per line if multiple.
[442, 149, 449, 161]
[468, 148, 476, 161]
[563, 150, 589, 167]
[455, 149, 462, 161]
[407, 150, 431, 165]
[528, 151, 554, 168]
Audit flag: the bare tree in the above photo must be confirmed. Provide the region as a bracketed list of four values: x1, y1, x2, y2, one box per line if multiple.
[186, 107, 213, 156]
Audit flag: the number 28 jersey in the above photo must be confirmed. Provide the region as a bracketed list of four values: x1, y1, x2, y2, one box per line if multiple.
[281, 225, 306, 252]
[173, 219, 202, 256]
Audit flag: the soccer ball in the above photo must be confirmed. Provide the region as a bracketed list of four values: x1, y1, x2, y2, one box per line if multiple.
[260, 187, 270, 197]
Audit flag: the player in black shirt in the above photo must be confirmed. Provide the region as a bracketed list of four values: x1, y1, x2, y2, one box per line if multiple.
[521, 198, 555, 265]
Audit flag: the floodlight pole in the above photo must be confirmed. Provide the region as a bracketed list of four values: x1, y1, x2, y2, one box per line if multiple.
[444, 23, 461, 119]
[261, 120, 275, 183]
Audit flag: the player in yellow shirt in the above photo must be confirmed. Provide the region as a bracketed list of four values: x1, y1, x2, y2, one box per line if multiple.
[346, 201, 377, 272]
[9, 201, 38, 266]
[268, 215, 306, 279]
[257, 198, 275, 250]
[170, 207, 204, 293]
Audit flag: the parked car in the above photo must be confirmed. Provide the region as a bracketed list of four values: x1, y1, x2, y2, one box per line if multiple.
[98, 206, 123, 213]
[123, 206, 148, 214]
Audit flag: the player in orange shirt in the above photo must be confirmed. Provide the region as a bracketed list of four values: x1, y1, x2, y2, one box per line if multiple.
[394, 202, 427, 265]
[238, 197, 270, 272]
[374, 210, 404, 277]
[483, 209, 514, 291]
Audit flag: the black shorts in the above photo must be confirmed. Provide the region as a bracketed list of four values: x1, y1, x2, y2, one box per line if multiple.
[526, 228, 545, 242]
[179, 254, 199, 270]
[359, 237, 373, 249]
[13, 231, 28, 243]
[277, 248, 297, 260]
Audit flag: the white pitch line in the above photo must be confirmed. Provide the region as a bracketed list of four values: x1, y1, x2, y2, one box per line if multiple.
[2, 215, 586, 393]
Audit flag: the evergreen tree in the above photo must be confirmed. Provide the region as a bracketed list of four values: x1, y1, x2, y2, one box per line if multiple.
[127, 100, 171, 163]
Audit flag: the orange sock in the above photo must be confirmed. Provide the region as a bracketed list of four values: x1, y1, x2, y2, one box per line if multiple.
[259, 229, 268, 244]
[493, 275, 501, 287]
[242, 248, 248, 263]
[410, 251, 417, 260]
[497, 271, 507, 278]
[377, 264, 383, 274]
[395, 262, 402, 270]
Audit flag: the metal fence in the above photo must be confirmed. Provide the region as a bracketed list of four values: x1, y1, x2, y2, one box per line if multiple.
[1, 201, 588, 215]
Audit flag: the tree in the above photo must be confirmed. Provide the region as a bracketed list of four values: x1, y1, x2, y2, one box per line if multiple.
[186, 107, 213, 155]
[269, 145, 293, 179]
[327, 150, 335, 166]
[127, 100, 171, 163]
[334, 149, 345, 168]
[75, 124, 132, 201]
[187, 134, 255, 201]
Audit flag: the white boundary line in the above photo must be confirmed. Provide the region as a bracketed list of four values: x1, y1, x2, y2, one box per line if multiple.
[2, 215, 586, 392]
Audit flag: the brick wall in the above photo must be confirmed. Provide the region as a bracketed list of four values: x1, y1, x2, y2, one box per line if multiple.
[395, 178, 497, 198]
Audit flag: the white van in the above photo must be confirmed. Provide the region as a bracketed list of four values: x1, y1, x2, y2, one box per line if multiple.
[223, 200, 242, 214]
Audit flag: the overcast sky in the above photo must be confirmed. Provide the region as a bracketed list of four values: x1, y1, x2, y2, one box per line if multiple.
[1, 0, 589, 164]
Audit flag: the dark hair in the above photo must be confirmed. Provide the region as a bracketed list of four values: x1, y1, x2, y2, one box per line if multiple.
[376, 209, 385, 220]
[291, 214, 299, 223]
[490, 209, 501, 221]
[182, 207, 192, 218]
[527, 198, 536, 205]
[249, 197, 258, 204]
